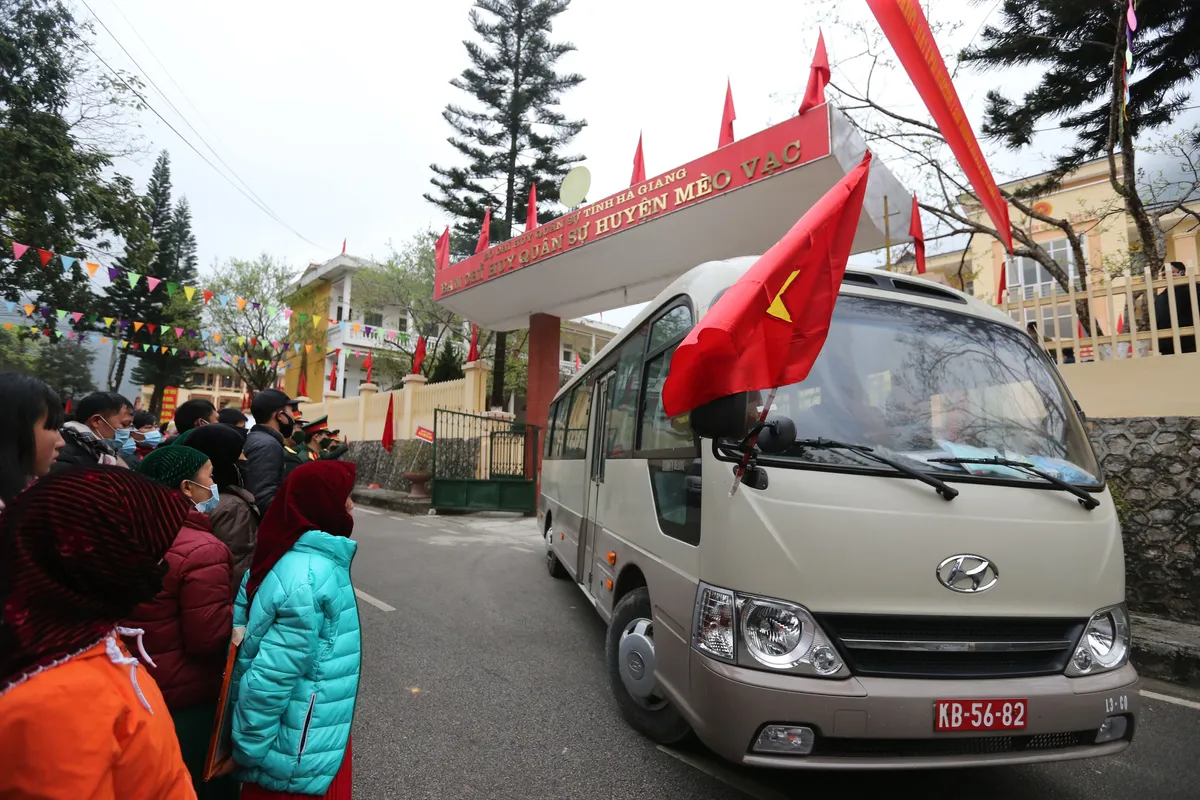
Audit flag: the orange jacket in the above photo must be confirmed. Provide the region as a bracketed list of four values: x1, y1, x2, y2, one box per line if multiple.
[0, 637, 196, 799]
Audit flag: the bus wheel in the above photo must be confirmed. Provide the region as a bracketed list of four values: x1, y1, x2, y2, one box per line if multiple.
[545, 524, 568, 579]
[606, 587, 691, 744]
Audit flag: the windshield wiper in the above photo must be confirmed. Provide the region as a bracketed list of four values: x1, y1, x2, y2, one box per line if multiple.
[794, 438, 958, 501]
[927, 456, 1099, 510]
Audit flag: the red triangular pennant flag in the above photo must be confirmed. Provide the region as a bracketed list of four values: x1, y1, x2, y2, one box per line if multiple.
[718, 79, 736, 148]
[412, 335, 427, 375]
[662, 151, 873, 417]
[381, 393, 396, 452]
[12, 242, 29, 260]
[910, 194, 926, 275]
[475, 207, 491, 254]
[799, 30, 830, 115]
[526, 184, 538, 231]
[202, 289, 214, 304]
[467, 324, 480, 362]
[630, 132, 646, 186]
[435, 226, 450, 272]
[37, 249, 53, 267]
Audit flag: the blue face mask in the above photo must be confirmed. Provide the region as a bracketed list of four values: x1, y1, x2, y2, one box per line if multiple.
[142, 430, 163, 448]
[186, 481, 221, 515]
[98, 417, 130, 451]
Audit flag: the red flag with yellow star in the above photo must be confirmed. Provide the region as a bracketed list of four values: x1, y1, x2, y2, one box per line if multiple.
[662, 151, 872, 417]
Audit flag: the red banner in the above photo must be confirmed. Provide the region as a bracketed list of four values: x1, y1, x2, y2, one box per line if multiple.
[435, 110, 832, 300]
[161, 386, 180, 418]
[866, 0, 1012, 251]
[414, 426, 435, 443]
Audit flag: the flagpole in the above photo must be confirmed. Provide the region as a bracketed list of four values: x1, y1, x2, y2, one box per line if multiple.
[883, 194, 893, 272]
[729, 387, 778, 497]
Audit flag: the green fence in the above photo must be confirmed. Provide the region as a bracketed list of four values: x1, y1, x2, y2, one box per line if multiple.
[432, 409, 539, 513]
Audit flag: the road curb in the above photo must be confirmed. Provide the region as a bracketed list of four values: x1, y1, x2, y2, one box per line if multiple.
[1132, 614, 1200, 688]
[352, 486, 431, 515]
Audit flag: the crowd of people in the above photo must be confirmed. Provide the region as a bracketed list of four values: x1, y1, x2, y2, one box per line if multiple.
[0, 373, 361, 799]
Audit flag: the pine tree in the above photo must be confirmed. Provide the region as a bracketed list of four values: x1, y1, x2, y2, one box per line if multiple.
[961, 0, 1200, 273]
[107, 151, 203, 411]
[425, 0, 585, 408]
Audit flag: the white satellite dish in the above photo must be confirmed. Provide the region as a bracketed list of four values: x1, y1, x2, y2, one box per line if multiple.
[560, 166, 591, 208]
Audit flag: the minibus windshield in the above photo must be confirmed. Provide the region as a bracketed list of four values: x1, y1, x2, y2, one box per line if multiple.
[760, 294, 1101, 486]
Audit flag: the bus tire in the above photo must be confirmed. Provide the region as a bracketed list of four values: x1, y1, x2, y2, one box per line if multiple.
[545, 524, 569, 579]
[606, 587, 691, 745]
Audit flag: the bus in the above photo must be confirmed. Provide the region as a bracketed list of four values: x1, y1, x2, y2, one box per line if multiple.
[539, 257, 1137, 769]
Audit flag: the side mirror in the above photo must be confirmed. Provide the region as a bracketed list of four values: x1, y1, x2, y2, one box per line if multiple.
[689, 392, 750, 440]
[756, 416, 797, 455]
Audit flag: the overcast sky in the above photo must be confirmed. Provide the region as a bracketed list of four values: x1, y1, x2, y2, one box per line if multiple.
[83, 0, 1188, 327]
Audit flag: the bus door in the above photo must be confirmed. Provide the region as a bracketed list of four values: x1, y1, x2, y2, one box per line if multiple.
[578, 370, 613, 593]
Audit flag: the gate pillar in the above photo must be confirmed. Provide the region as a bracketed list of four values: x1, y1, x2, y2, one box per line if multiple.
[526, 313, 561, 489]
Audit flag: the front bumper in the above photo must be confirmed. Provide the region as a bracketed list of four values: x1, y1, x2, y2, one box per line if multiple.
[686, 650, 1139, 769]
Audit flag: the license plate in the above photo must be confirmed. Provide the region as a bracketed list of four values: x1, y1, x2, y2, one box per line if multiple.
[935, 699, 1027, 732]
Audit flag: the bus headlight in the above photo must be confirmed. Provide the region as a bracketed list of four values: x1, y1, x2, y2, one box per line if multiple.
[691, 584, 846, 678]
[1065, 605, 1130, 676]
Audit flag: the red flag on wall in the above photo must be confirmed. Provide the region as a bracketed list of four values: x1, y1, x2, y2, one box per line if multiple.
[798, 30, 830, 115]
[662, 151, 872, 417]
[381, 393, 395, 452]
[718, 79, 736, 148]
[910, 193, 926, 275]
[1117, 315, 1125, 334]
[997, 261, 1007, 303]
[526, 184, 538, 231]
[64, 397, 72, 414]
[630, 132, 646, 186]
[435, 226, 450, 272]
[475, 207, 491, 254]
[342, 238, 347, 254]
[329, 357, 338, 392]
[298, 368, 308, 398]
[467, 324, 480, 362]
[412, 336, 428, 375]
[866, 0, 1012, 251]
[574, 353, 581, 372]
[364, 351, 373, 383]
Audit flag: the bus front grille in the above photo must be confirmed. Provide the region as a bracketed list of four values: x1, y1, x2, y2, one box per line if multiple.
[815, 614, 1085, 679]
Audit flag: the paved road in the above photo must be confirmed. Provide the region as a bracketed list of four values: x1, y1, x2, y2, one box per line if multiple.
[346, 507, 1200, 799]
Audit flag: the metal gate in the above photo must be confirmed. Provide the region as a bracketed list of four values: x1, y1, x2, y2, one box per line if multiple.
[432, 409, 539, 513]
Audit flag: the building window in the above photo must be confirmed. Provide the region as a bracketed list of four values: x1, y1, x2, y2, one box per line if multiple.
[561, 347, 574, 363]
[1006, 237, 1085, 300]
[363, 311, 383, 328]
[191, 371, 208, 386]
[220, 374, 234, 389]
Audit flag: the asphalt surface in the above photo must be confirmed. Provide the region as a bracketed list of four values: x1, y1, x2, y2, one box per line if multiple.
[346, 507, 1200, 799]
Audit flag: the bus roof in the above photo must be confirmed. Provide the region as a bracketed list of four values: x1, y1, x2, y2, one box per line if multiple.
[553, 258, 1022, 403]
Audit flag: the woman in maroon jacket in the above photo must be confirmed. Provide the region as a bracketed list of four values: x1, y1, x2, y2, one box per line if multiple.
[128, 445, 237, 799]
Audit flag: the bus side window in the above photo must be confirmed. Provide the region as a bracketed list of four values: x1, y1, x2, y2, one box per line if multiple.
[549, 400, 570, 459]
[563, 381, 592, 459]
[544, 400, 559, 459]
[606, 323, 648, 458]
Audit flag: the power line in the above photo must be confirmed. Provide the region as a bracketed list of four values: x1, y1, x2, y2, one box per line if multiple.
[78, 8, 330, 253]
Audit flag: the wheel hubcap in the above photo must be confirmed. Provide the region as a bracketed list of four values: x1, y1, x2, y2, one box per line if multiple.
[545, 526, 556, 569]
[618, 618, 665, 709]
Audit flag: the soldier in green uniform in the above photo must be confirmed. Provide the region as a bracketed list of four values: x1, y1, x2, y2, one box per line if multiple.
[282, 429, 318, 477]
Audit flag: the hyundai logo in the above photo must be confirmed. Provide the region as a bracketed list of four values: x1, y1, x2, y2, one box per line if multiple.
[936, 555, 998, 594]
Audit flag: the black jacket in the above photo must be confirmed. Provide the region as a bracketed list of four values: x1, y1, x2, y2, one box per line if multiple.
[50, 422, 126, 474]
[243, 425, 285, 515]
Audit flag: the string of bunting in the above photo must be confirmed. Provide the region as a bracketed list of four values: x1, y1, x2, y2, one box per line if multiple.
[1121, 0, 1136, 135]
[6, 240, 422, 347]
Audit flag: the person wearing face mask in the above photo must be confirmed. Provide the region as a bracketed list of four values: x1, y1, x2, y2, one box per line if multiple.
[179, 423, 258, 597]
[0, 373, 66, 510]
[121, 410, 162, 468]
[243, 388, 301, 515]
[130, 445, 237, 800]
[51, 391, 134, 473]
[0, 467, 196, 798]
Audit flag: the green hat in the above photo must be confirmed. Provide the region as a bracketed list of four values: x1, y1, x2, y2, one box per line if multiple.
[137, 445, 210, 489]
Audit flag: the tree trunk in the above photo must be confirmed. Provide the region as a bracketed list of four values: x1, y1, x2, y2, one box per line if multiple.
[113, 350, 128, 393]
[490, 331, 508, 409]
[149, 382, 165, 416]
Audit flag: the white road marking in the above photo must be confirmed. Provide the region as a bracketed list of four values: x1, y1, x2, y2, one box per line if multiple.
[410, 520, 429, 527]
[1140, 689, 1200, 711]
[440, 528, 460, 535]
[354, 588, 396, 612]
[388, 516, 407, 523]
[656, 746, 786, 800]
[355, 507, 382, 516]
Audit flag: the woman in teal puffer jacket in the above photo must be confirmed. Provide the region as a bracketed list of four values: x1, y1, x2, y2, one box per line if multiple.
[230, 460, 360, 799]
